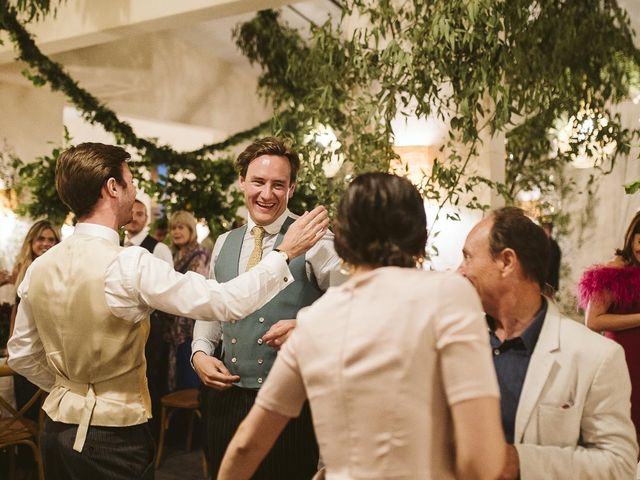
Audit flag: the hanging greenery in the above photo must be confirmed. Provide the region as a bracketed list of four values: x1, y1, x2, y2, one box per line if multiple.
[0, 1, 273, 232]
[233, 1, 640, 224]
[1, 0, 640, 234]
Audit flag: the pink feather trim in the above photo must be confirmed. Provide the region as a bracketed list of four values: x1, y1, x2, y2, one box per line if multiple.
[578, 265, 640, 311]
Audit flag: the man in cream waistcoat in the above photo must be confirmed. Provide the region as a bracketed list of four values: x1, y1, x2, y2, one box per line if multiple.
[7, 142, 328, 480]
[458, 207, 638, 480]
[191, 137, 341, 479]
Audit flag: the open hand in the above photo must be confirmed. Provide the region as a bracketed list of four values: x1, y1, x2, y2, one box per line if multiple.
[278, 206, 329, 261]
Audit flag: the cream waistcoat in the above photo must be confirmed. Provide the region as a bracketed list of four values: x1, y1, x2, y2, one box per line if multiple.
[28, 234, 151, 451]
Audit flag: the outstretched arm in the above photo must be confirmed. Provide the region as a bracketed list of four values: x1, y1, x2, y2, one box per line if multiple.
[106, 207, 329, 323]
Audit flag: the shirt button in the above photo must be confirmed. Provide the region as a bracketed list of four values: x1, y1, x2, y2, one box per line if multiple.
[284, 277, 288, 282]
[493, 349, 500, 356]
[231, 320, 236, 325]
[231, 338, 237, 344]
[257, 338, 263, 345]
[257, 377, 263, 384]
[258, 317, 265, 323]
[231, 357, 237, 363]
[257, 358, 263, 365]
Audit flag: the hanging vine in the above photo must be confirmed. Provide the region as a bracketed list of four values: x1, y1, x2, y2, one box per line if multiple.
[1, 0, 640, 234]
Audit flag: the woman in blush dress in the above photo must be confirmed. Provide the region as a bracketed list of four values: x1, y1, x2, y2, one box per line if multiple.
[167, 210, 210, 391]
[579, 210, 640, 446]
[218, 173, 506, 480]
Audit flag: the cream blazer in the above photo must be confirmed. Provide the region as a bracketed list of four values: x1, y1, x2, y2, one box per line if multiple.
[515, 302, 638, 479]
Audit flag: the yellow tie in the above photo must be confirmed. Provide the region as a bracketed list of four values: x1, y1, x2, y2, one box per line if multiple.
[246, 226, 266, 271]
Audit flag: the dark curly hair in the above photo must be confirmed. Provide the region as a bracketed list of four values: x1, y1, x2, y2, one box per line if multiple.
[334, 173, 427, 268]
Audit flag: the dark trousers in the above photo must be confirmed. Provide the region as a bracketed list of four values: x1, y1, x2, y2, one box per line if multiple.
[146, 311, 170, 440]
[40, 416, 155, 480]
[206, 386, 318, 480]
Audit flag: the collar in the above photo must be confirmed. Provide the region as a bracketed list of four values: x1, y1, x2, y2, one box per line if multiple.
[487, 297, 548, 353]
[247, 209, 292, 236]
[126, 227, 150, 246]
[74, 223, 120, 246]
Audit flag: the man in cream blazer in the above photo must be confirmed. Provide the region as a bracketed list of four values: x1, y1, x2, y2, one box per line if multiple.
[459, 207, 638, 480]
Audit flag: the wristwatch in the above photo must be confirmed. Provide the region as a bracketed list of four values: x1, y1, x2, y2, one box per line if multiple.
[273, 248, 290, 264]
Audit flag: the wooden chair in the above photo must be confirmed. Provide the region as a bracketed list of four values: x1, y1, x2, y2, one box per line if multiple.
[0, 363, 44, 480]
[155, 388, 207, 477]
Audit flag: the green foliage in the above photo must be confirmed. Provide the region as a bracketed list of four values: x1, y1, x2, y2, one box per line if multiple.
[234, 1, 640, 222]
[0, 1, 273, 227]
[14, 129, 71, 225]
[2, 0, 640, 234]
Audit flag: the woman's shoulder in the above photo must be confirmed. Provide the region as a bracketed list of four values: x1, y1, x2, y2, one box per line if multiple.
[578, 262, 640, 308]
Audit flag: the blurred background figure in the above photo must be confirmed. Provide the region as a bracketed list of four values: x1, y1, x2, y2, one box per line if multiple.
[167, 210, 209, 392]
[219, 173, 505, 480]
[124, 199, 174, 440]
[11, 219, 60, 417]
[579, 210, 640, 447]
[541, 221, 561, 295]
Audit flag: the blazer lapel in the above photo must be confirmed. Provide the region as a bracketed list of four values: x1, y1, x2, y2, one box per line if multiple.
[514, 300, 561, 442]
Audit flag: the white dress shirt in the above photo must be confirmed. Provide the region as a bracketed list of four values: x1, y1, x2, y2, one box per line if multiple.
[8, 222, 294, 390]
[191, 209, 342, 358]
[126, 227, 174, 266]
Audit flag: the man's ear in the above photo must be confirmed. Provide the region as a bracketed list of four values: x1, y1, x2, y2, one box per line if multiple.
[288, 182, 296, 199]
[104, 177, 118, 198]
[498, 248, 518, 276]
[239, 176, 246, 192]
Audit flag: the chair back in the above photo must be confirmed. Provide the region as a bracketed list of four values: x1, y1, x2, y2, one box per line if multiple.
[0, 363, 43, 442]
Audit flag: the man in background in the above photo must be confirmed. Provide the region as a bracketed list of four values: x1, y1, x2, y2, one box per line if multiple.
[124, 198, 174, 440]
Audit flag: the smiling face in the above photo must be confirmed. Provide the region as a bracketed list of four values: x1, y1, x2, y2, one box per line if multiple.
[239, 155, 295, 226]
[458, 219, 503, 316]
[31, 228, 58, 258]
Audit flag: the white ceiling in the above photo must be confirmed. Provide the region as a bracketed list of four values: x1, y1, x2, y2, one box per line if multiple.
[172, 0, 342, 66]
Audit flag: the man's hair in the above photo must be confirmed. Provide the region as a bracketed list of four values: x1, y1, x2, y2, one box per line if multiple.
[334, 172, 427, 268]
[236, 137, 300, 183]
[616, 210, 640, 266]
[489, 207, 549, 288]
[56, 143, 130, 218]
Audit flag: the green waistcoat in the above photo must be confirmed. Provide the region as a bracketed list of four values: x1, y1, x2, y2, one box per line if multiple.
[215, 217, 324, 389]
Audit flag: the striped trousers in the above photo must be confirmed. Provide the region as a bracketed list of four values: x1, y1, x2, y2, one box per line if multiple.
[204, 386, 319, 479]
[40, 416, 155, 480]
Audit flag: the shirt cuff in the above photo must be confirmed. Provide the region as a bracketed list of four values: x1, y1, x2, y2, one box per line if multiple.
[190, 339, 214, 369]
[262, 250, 294, 286]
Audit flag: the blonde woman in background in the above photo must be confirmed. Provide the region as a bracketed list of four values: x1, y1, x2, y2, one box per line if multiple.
[167, 210, 210, 391]
[11, 219, 60, 418]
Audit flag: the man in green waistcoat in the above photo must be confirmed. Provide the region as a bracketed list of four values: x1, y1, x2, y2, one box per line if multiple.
[192, 137, 341, 479]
